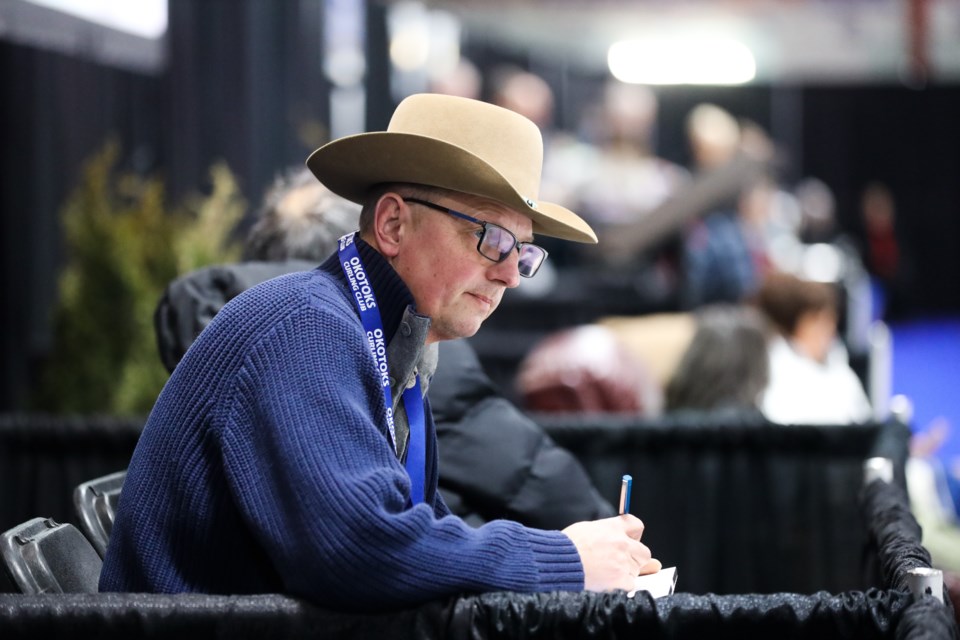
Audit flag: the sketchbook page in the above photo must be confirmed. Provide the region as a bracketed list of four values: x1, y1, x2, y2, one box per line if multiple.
[628, 566, 677, 598]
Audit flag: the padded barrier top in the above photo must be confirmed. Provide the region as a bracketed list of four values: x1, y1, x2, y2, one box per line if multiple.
[0, 589, 913, 640]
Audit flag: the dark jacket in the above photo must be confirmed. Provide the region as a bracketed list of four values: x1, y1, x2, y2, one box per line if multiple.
[155, 260, 318, 373]
[155, 260, 614, 530]
[430, 338, 615, 528]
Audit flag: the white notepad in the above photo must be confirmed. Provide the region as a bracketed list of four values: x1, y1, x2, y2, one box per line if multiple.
[628, 566, 678, 598]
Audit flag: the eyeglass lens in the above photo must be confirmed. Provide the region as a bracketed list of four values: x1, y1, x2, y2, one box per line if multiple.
[478, 226, 545, 277]
[517, 247, 545, 277]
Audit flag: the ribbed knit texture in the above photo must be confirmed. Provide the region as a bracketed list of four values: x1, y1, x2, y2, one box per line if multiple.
[99, 240, 583, 611]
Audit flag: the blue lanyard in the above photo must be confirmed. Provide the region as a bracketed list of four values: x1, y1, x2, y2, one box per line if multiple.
[337, 233, 426, 505]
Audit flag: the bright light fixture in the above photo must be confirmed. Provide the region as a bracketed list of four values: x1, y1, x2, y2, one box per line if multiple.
[608, 37, 756, 85]
[24, 0, 168, 39]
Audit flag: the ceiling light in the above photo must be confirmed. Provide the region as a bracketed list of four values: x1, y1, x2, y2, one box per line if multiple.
[608, 37, 756, 85]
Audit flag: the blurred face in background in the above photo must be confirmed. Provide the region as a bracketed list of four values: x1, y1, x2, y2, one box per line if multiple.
[794, 307, 837, 363]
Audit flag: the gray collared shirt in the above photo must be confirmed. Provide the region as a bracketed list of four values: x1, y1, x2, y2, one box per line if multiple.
[386, 305, 437, 462]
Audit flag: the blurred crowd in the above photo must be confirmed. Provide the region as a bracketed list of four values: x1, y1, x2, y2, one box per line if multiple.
[426, 59, 957, 576]
[419, 59, 890, 419]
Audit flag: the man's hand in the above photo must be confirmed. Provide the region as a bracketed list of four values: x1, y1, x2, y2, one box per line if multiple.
[562, 515, 662, 592]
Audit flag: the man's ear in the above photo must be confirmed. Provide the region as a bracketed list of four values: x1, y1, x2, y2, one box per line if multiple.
[370, 192, 407, 258]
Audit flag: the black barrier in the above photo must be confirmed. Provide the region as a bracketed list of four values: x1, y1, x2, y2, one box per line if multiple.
[536, 414, 911, 595]
[0, 413, 912, 594]
[0, 589, 913, 639]
[0, 592, 445, 639]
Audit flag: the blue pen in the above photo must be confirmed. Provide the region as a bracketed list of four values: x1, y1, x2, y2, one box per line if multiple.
[619, 474, 632, 515]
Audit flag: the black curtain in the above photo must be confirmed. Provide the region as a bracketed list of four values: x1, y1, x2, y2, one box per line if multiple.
[163, 0, 329, 205]
[0, 414, 142, 531]
[537, 415, 911, 595]
[0, 42, 164, 412]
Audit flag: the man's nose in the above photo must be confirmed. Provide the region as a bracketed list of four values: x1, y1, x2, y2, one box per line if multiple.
[488, 251, 521, 288]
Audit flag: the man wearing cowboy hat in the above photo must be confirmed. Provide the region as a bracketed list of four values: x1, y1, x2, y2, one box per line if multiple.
[100, 94, 660, 609]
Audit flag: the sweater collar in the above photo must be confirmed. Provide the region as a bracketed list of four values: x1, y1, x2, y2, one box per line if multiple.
[320, 236, 415, 344]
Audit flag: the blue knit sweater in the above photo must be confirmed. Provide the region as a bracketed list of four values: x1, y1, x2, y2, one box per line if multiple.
[99, 239, 583, 610]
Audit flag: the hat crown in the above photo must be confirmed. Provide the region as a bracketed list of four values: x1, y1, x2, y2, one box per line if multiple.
[306, 93, 597, 243]
[388, 94, 544, 200]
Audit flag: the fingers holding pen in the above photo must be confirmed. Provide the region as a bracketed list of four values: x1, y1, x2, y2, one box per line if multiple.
[616, 478, 658, 574]
[564, 472, 660, 592]
[562, 515, 659, 592]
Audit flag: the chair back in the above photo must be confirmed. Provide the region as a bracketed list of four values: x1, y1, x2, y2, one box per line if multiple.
[0, 517, 102, 593]
[73, 470, 126, 557]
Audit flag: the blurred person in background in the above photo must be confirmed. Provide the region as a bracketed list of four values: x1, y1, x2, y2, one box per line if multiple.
[574, 82, 689, 273]
[155, 167, 358, 371]
[859, 181, 913, 320]
[680, 105, 781, 309]
[429, 56, 482, 100]
[552, 81, 690, 304]
[663, 304, 769, 416]
[908, 419, 960, 575]
[794, 176, 838, 245]
[681, 172, 779, 308]
[574, 81, 689, 232]
[754, 271, 872, 425]
[514, 323, 663, 416]
[487, 65, 583, 274]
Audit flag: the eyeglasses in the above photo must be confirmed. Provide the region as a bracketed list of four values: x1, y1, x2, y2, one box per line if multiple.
[403, 197, 549, 278]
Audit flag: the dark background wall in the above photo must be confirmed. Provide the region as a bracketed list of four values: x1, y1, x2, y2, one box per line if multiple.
[0, 41, 165, 413]
[1, 1, 958, 411]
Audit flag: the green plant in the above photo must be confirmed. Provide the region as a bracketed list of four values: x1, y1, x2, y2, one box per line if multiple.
[31, 141, 245, 415]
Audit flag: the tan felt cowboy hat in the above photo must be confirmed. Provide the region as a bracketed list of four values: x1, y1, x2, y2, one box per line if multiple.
[306, 93, 597, 244]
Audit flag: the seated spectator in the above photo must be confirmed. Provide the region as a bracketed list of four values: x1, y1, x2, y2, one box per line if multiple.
[155, 165, 613, 530]
[598, 312, 696, 391]
[663, 304, 769, 415]
[681, 173, 781, 309]
[858, 181, 914, 320]
[515, 324, 663, 415]
[154, 167, 360, 371]
[106, 95, 658, 606]
[514, 304, 767, 419]
[754, 272, 872, 424]
[546, 81, 689, 294]
[680, 105, 779, 308]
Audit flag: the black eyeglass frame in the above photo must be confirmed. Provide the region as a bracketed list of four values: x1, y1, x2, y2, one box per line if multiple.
[402, 197, 548, 278]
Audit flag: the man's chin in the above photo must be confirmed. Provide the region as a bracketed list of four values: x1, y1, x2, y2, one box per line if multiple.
[430, 319, 484, 343]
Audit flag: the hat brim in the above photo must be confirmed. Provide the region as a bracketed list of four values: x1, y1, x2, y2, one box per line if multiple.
[306, 132, 597, 244]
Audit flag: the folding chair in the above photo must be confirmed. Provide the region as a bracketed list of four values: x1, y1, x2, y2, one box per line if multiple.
[73, 470, 126, 558]
[0, 517, 102, 593]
